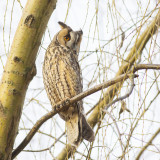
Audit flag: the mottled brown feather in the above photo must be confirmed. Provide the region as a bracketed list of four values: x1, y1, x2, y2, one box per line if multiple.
[43, 22, 94, 146]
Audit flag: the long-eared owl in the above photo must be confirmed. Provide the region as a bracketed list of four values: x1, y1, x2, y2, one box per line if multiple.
[43, 22, 95, 146]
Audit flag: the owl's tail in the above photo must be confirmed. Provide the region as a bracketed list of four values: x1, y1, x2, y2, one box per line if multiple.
[81, 114, 95, 142]
[66, 113, 95, 146]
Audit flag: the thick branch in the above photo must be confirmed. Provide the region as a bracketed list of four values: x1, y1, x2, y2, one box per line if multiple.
[12, 64, 160, 159]
[12, 73, 137, 159]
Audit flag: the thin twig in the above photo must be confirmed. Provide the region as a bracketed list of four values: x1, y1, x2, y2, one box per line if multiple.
[86, 64, 160, 115]
[120, 109, 147, 160]
[102, 110, 124, 158]
[49, 132, 65, 151]
[120, 77, 160, 160]
[104, 76, 135, 110]
[135, 127, 160, 160]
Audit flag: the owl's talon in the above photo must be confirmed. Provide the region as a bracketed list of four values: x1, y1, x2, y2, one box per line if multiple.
[60, 98, 70, 107]
[57, 104, 60, 109]
[59, 104, 63, 109]
[54, 98, 70, 112]
[54, 104, 61, 112]
[64, 98, 70, 106]
[56, 98, 71, 112]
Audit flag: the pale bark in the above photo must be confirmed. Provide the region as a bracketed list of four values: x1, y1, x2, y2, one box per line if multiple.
[0, 0, 57, 159]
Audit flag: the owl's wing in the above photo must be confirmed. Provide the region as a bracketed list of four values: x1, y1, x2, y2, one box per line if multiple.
[43, 46, 82, 105]
[53, 51, 82, 101]
[43, 47, 61, 106]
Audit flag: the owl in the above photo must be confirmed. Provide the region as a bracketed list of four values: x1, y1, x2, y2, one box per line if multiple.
[43, 22, 95, 146]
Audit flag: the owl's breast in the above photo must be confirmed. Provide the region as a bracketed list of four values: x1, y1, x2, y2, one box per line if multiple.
[43, 46, 82, 110]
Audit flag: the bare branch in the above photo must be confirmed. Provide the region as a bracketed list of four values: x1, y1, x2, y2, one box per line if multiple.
[12, 73, 137, 159]
[12, 64, 160, 159]
[86, 64, 160, 115]
[133, 64, 160, 72]
[102, 110, 124, 157]
[135, 127, 160, 160]
[104, 76, 135, 110]
[120, 76, 160, 160]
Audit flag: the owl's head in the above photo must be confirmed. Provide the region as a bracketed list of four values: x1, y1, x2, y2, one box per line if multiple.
[54, 22, 83, 53]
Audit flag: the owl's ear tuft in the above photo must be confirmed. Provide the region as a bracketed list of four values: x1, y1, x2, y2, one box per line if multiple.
[58, 21, 68, 29]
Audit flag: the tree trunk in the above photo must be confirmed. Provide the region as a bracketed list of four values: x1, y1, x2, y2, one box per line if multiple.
[0, 0, 57, 159]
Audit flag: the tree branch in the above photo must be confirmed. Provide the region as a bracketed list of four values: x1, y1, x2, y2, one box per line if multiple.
[12, 64, 160, 159]
[102, 110, 124, 157]
[86, 64, 160, 116]
[120, 76, 160, 160]
[133, 64, 160, 72]
[12, 73, 137, 159]
[104, 76, 135, 110]
[135, 127, 160, 160]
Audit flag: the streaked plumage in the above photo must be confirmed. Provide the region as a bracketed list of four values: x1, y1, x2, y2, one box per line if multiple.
[43, 22, 94, 146]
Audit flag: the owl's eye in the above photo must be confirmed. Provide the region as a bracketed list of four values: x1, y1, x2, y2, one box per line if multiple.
[64, 34, 70, 41]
